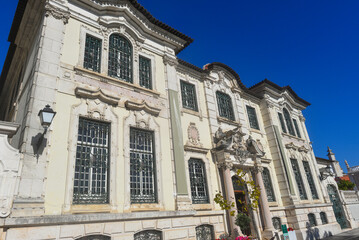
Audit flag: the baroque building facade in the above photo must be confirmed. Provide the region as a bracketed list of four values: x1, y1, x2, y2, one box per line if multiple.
[0, 0, 347, 239]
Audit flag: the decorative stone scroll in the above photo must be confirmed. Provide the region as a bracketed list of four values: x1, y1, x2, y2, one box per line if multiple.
[75, 86, 120, 106]
[125, 99, 161, 116]
[45, 3, 70, 24]
[184, 123, 209, 154]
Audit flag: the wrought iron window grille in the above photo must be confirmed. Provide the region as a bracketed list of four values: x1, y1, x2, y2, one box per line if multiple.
[180, 80, 198, 111]
[303, 161, 319, 199]
[73, 118, 110, 204]
[320, 212, 328, 224]
[189, 159, 209, 204]
[284, 109, 296, 136]
[84, 34, 102, 73]
[134, 230, 162, 240]
[262, 168, 276, 202]
[216, 91, 235, 121]
[130, 128, 157, 203]
[308, 213, 317, 227]
[293, 118, 302, 138]
[246, 105, 260, 130]
[278, 112, 287, 133]
[195, 225, 214, 240]
[291, 158, 308, 200]
[108, 34, 133, 83]
[272, 217, 282, 230]
[139, 56, 152, 89]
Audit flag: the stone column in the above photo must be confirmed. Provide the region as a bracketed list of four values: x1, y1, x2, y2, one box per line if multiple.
[219, 162, 242, 237]
[253, 160, 275, 238]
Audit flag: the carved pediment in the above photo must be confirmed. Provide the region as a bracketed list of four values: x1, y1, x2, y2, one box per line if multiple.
[298, 146, 309, 153]
[125, 99, 161, 116]
[75, 86, 120, 106]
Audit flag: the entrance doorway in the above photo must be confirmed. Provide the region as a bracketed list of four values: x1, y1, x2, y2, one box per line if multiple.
[232, 176, 251, 236]
[327, 184, 348, 229]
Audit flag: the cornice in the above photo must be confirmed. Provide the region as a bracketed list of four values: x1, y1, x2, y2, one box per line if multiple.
[125, 99, 161, 116]
[45, 3, 70, 24]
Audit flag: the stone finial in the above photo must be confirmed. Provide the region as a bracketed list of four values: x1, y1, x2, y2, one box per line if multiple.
[327, 146, 336, 161]
[345, 160, 350, 171]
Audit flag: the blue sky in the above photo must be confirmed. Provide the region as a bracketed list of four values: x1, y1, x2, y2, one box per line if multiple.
[0, 1, 358, 171]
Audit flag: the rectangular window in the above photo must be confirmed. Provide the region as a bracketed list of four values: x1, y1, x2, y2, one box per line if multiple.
[262, 168, 276, 202]
[189, 159, 209, 204]
[180, 81, 198, 111]
[278, 112, 287, 133]
[130, 128, 157, 203]
[293, 119, 301, 138]
[291, 159, 307, 200]
[139, 56, 152, 89]
[216, 91, 235, 121]
[73, 118, 110, 204]
[303, 161, 319, 199]
[84, 34, 102, 73]
[246, 106, 260, 130]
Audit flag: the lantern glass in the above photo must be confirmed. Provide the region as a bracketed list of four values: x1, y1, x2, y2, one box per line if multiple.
[38, 105, 56, 129]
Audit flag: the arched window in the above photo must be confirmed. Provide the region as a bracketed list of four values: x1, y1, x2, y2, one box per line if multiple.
[134, 230, 162, 240]
[283, 108, 295, 136]
[196, 225, 214, 240]
[189, 159, 209, 204]
[291, 158, 307, 200]
[320, 212, 328, 224]
[216, 91, 235, 121]
[76, 236, 110, 240]
[108, 34, 132, 83]
[272, 217, 281, 230]
[262, 168, 276, 202]
[308, 213, 317, 227]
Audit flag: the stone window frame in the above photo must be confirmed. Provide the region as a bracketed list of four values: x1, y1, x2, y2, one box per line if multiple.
[138, 52, 156, 90]
[180, 80, 198, 112]
[320, 212, 328, 225]
[272, 217, 282, 231]
[188, 158, 209, 204]
[63, 99, 119, 213]
[262, 167, 276, 202]
[308, 213, 317, 227]
[184, 151, 214, 210]
[245, 105, 260, 130]
[123, 110, 164, 211]
[78, 26, 156, 92]
[292, 118, 302, 138]
[178, 77, 203, 118]
[290, 158, 308, 201]
[283, 108, 296, 136]
[302, 161, 319, 200]
[195, 224, 215, 240]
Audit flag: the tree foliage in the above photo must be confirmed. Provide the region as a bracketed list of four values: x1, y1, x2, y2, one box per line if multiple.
[337, 179, 355, 190]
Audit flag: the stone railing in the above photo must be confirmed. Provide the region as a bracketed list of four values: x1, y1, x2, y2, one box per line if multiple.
[341, 190, 359, 203]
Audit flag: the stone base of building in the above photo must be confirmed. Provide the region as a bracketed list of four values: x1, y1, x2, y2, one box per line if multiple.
[1, 210, 226, 240]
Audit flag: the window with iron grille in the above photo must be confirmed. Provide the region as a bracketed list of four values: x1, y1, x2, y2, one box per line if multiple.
[130, 128, 156, 203]
[189, 159, 209, 204]
[283, 109, 296, 136]
[272, 217, 281, 231]
[73, 118, 110, 204]
[180, 81, 198, 111]
[134, 230, 162, 240]
[216, 91, 235, 121]
[139, 56, 152, 89]
[278, 112, 287, 133]
[293, 118, 301, 138]
[291, 159, 307, 200]
[108, 34, 132, 83]
[308, 213, 317, 227]
[303, 161, 319, 199]
[84, 34, 102, 73]
[195, 225, 214, 240]
[320, 212, 328, 224]
[246, 106, 260, 130]
[262, 168, 276, 202]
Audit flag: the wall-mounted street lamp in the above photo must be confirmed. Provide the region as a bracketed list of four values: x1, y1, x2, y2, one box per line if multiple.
[320, 165, 334, 181]
[36, 105, 56, 151]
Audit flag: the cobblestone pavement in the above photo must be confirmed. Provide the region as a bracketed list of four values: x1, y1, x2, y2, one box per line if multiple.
[322, 228, 359, 240]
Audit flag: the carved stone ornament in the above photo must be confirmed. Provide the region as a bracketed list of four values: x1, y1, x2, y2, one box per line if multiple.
[246, 136, 265, 158]
[285, 142, 298, 151]
[186, 123, 203, 147]
[75, 86, 120, 106]
[163, 55, 178, 67]
[298, 146, 309, 153]
[45, 3, 70, 24]
[213, 127, 250, 164]
[125, 99, 161, 116]
[217, 160, 234, 170]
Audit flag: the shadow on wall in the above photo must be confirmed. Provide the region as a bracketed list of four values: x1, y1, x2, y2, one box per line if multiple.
[305, 222, 332, 240]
